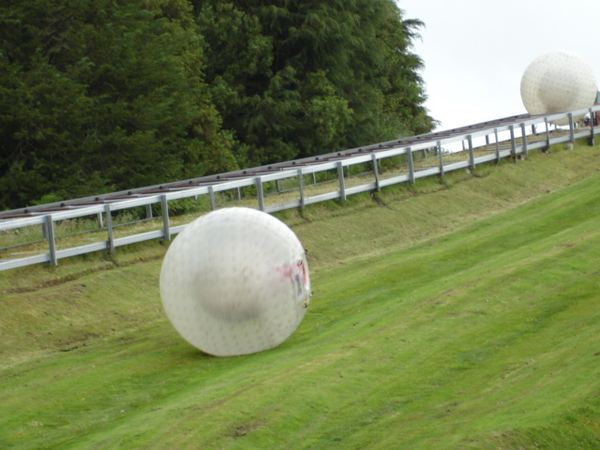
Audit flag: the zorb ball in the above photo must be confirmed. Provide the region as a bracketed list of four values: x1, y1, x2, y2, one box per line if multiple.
[520, 50, 597, 125]
[160, 207, 311, 357]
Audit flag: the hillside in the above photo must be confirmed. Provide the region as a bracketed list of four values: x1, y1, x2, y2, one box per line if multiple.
[1, 141, 600, 449]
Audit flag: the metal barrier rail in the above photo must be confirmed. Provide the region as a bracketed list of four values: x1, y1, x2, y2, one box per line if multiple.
[0, 106, 598, 271]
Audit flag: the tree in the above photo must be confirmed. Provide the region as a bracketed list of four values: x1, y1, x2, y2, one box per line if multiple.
[0, 0, 435, 209]
[195, 0, 434, 165]
[0, 0, 237, 210]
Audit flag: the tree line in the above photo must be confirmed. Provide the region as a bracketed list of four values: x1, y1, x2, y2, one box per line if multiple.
[0, 0, 435, 210]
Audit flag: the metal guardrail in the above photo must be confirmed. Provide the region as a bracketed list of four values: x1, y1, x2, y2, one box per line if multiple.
[0, 106, 598, 271]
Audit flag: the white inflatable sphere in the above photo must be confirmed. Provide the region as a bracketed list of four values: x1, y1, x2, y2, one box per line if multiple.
[520, 50, 597, 125]
[160, 207, 311, 357]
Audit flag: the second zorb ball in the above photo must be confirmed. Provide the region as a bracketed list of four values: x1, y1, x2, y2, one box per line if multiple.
[520, 50, 597, 125]
[160, 207, 311, 357]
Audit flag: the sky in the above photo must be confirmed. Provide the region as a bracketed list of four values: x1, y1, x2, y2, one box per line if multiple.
[397, 0, 600, 131]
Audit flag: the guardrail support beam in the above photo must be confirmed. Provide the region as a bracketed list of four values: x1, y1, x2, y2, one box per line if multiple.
[337, 161, 347, 201]
[568, 113, 575, 146]
[256, 177, 265, 211]
[494, 128, 500, 164]
[520, 123, 528, 156]
[544, 117, 550, 153]
[45, 215, 58, 266]
[372, 154, 381, 192]
[467, 135, 475, 170]
[161, 195, 171, 241]
[298, 169, 305, 209]
[208, 186, 216, 211]
[437, 141, 444, 176]
[590, 108, 595, 146]
[407, 147, 415, 184]
[105, 204, 115, 254]
[510, 125, 517, 163]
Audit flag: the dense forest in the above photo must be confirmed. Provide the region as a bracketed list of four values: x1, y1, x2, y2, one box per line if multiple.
[0, 0, 435, 210]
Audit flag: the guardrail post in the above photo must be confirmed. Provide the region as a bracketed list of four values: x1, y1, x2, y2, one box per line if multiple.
[297, 169, 305, 209]
[544, 117, 550, 153]
[105, 204, 115, 254]
[494, 128, 500, 164]
[467, 135, 475, 170]
[337, 161, 347, 201]
[520, 123, 528, 156]
[145, 204, 153, 220]
[568, 113, 575, 147]
[437, 141, 444, 176]
[161, 194, 171, 241]
[371, 153, 381, 192]
[45, 215, 58, 266]
[256, 177, 265, 211]
[510, 125, 517, 163]
[406, 147, 415, 184]
[208, 186, 216, 211]
[589, 108, 595, 146]
[97, 212, 104, 230]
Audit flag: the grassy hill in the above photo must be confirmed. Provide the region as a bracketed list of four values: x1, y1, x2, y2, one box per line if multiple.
[1, 141, 600, 449]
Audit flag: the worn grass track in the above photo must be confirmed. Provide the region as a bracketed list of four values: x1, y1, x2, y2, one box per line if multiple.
[1, 142, 600, 449]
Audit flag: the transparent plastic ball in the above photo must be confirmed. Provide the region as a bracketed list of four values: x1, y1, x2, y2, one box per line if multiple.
[160, 207, 311, 357]
[520, 50, 597, 125]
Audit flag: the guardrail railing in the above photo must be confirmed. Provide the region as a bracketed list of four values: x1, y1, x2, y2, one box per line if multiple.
[1, 106, 598, 271]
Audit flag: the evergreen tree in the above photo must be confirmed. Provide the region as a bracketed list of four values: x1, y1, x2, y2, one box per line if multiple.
[0, 0, 434, 209]
[0, 0, 237, 209]
[195, 0, 434, 165]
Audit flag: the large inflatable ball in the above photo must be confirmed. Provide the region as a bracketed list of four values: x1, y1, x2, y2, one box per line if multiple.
[160, 207, 311, 356]
[520, 50, 597, 125]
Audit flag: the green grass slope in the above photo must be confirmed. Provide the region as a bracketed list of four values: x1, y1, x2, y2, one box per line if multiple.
[1, 143, 600, 449]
